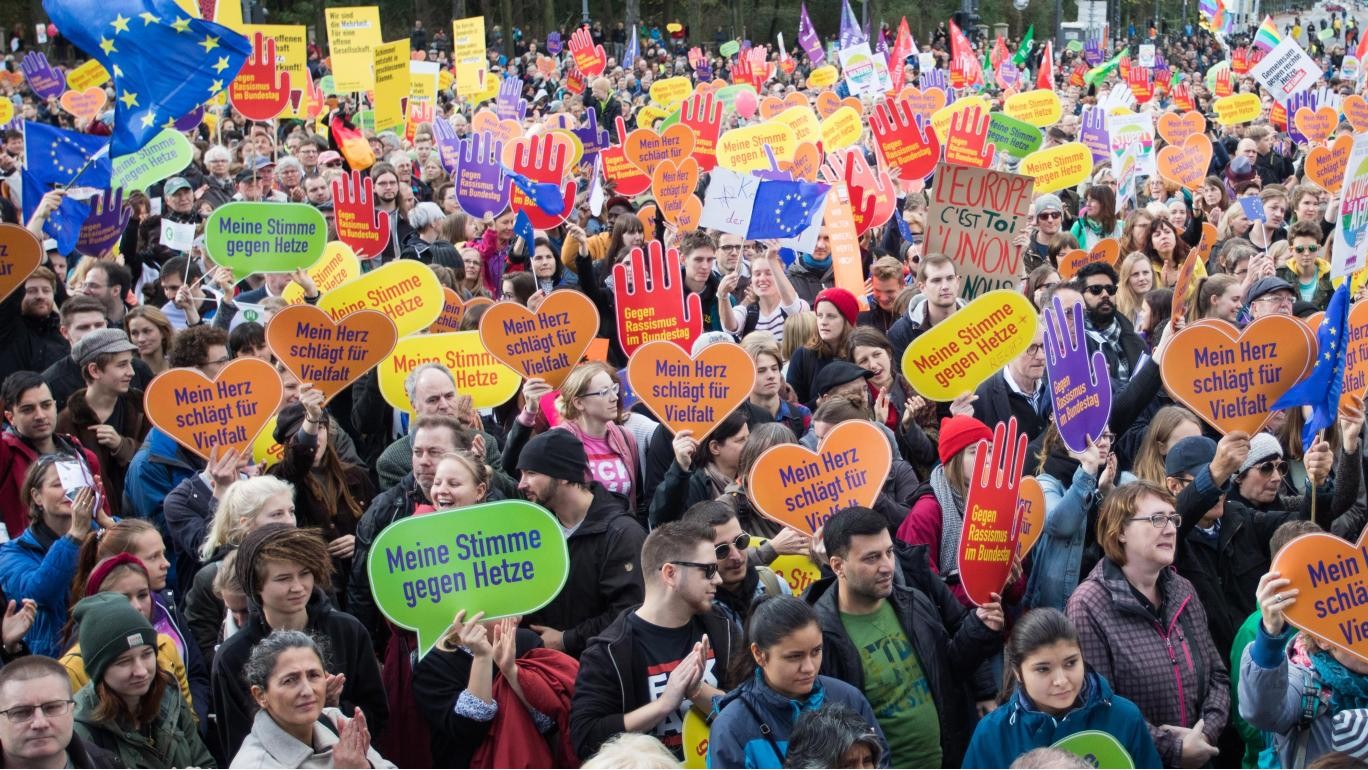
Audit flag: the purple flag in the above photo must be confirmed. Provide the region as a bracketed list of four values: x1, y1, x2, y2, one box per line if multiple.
[798, 3, 825, 64]
[76, 189, 129, 257]
[546, 32, 562, 55]
[1044, 296, 1113, 453]
[839, 0, 866, 49]
[877, 28, 890, 57]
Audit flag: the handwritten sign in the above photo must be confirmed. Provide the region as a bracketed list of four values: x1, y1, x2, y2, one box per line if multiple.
[958, 417, 1028, 606]
[266, 306, 397, 403]
[204, 202, 326, 279]
[626, 340, 755, 438]
[612, 242, 702, 356]
[478, 292, 599, 387]
[319, 260, 442, 337]
[378, 331, 521, 411]
[902, 290, 1039, 400]
[0, 224, 42, 301]
[1018, 142, 1094, 195]
[1271, 529, 1368, 664]
[747, 421, 892, 535]
[143, 358, 284, 460]
[924, 163, 1035, 300]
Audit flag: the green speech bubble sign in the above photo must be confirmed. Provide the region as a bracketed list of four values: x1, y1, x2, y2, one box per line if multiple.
[1052, 730, 1136, 769]
[714, 84, 757, 115]
[204, 202, 327, 279]
[112, 129, 194, 192]
[989, 111, 1045, 158]
[367, 500, 571, 657]
[720, 40, 740, 57]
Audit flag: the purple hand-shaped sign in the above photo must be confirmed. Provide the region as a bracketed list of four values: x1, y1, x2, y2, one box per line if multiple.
[696, 59, 713, 81]
[77, 188, 130, 257]
[21, 52, 65, 101]
[1084, 37, 1103, 66]
[497, 76, 528, 122]
[546, 32, 563, 55]
[921, 68, 951, 91]
[1044, 296, 1113, 454]
[454, 131, 511, 219]
[174, 106, 205, 132]
[1284, 90, 1317, 146]
[1080, 106, 1111, 164]
[432, 116, 463, 174]
[572, 107, 609, 170]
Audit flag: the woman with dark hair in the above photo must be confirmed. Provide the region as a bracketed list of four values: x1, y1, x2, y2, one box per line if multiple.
[529, 236, 565, 292]
[786, 287, 859, 405]
[648, 408, 751, 527]
[1144, 217, 1191, 287]
[1070, 186, 1121, 250]
[963, 608, 1160, 767]
[500, 271, 538, 306]
[782, 704, 886, 770]
[847, 327, 937, 470]
[709, 596, 887, 769]
[1025, 265, 1062, 310]
[1136, 288, 1174, 345]
[559, 211, 644, 268]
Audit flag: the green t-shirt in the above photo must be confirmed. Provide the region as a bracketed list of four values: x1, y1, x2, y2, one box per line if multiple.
[841, 601, 942, 768]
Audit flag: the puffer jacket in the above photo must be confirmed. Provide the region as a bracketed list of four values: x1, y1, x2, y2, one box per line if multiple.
[72, 677, 213, 769]
[0, 525, 80, 657]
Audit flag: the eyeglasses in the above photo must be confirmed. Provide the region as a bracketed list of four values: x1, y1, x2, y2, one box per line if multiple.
[1254, 293, 1295, 307]
[0, 700, 74, 724]
[1024, 343, 1045, 357]
[1084, 284, 1118, 296]
[1037, 211, 1063, 220]
[713, 532, 751, 560]
[1292, 245, 1319, 254]
[1252, 460, 1289, 476]
[585, 384, 620, 400]
[670, 561, 720, 579]
[1128, 513, 1183, 529]
[718, 244, 743, 252]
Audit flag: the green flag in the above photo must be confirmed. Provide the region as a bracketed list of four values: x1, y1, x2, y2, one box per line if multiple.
[1084, 47, 1129, 86]
[1012, 26, 1034, 66]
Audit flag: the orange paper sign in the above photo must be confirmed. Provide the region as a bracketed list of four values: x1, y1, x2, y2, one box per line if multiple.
[1306, 134, 1354, 194]
[1156, 133, 1213, 190]
[144, 358, 284, 460]
[1345, 95, 1368, 134]
[1016, 476, 1046, 558]
[1156, 111, 1206, 146]
[623, 123, 696, 177]
[1294, 106, 1337, 145]
[747, 421, 893, 535]
[477, 291, 599, 387]
[626, 340, 755, 439]
[0, 224, 42, 301]
[1271, 530, 1368, 663]
[265, 305, 398, 403]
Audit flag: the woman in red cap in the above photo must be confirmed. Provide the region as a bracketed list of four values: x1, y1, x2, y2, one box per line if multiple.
[786, 287, 859, 406]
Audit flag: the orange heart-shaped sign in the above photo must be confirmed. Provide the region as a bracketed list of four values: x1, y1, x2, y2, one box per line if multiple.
[0, 224, 43, 302]
[1057, 250, 1090, 280]
[897, 86, 948, 118]
[1306, 134, 1354, 195]
[670, 195, 703, 232]
[1339, 302, 1368, 408]
[623, 123, 696, 177]
[626, 340, 756, 438]
[747, 420, 893, 535]
[59, 86, 107, 122]
[1156, 133, 1213, 190]
[1057, 239, 1122, 279]
[144, 358, 283, 460]
[1155, 111, 1206, 146]
[782, 142, 823, 182]
[815, 91, 862, 119]
[266, 305, 398, 403]
[1271, 529, 1368, 664]
[652, 157, 701, 226]
[1294, 106, 1337, 145]
[1159, 315, 1314, 435]
[758, 91, 808, 120]
[430, 287, 467, 334]
[478, 291, 600, 387]
[1016, 477, 1046, 558]
[1345, 95, 1368, 134]
[471, 109, 523, 144]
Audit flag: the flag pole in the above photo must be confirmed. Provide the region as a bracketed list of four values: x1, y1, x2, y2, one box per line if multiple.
[61, 144, 111, 189]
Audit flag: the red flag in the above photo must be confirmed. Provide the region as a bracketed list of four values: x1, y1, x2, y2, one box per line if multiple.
[949, 20, 983, 88]
[1357, 26, 1368, 62]
[890, 17, 915, 94]
[1036, 40, 1053, 89]
[991, 36, 1009, 70]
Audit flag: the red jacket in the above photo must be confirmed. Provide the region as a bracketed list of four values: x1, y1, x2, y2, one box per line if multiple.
[0, 429, 105, 539]
[471, 648, 579, 769]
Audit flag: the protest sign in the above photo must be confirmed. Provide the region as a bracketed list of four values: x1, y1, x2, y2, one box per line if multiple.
[682, 710, 710, 769]
[229, 32, 295, 121]
[1058, 239, 1122, 280]
[77, 191, 130, 258]
[1251, 36, 1323, 101]
[1270, 529, 1368, 664]
[807, 65, 838, 88]
[1016, 476, 1046, 558]
[245, 24, 311, 119]
[1346, 95, 1368, 133]
[653, 158, 702, 229]
[1156, 111, 1206, 145]
[930, 95, 991, 143]
[0, 224, 41, 301]
[759, 93, 809, 120]
[959, 417, 1029, 606]
[902, 290, 1039, 400]
[471, 110, 522, 144]
[1306, 134, 1354, 194]
[1018, 143, 1094, 194]
[898, 86, 949, 119]
[1003, 89, 1063, 127]
[1160, 316, 1315, 434]
[378, 331, 521, 411]
[1213, 92, 1262, 125]
[451, 17, 487, 95]
[612, 242, 702, 356]
[454, 132, 512, 219]
[59, 88, 105, 122]
[1341, 302, 1368, 409]
[407, 61, 440, 140]
[1044, 297, 1114, 452]
[1108, 112, 1156, 177]
[1052, 731, 1137, 769]
[747, 421, 893, 535]
[1156, 133, 1213, 190]
[650, 76, 693, 108]
[504, 132, 578, 229]
[600, 141, 652, 196]
[823, 182, 867, 306]
[923, 163, 1035, 300]
[820, 105, 863, 151]
[478, 292, 599, 387]
[112, 129, 194, 192]
[159, 220, 194, 253]
[367, 500, 570, 658]
[143, 358, 283, 461]
[331, 170, 393, 258]
[626, 340, 755, 438]
[64, 59, 109, 91]
[266, 306, 398, 403]
[325, 7, 382, 91]
[1333, 133, 1368, 279]
[204, 202, 326, 279]
[837, 43, 890, 96]
[373, 40, 411, 135]
[754, 540, 823, 595]
[431, 290, 490, 334]
[717, 122, 796, 172]
[944, 105, 996, 169]
[988, 112, 1044, 158]
[870, 97, 941, 182]
[281, 242, 361, 304]
[251, 415, 284, 466]
[623, 121, 696, 177]
[1294, 105, 1337, 145]
[319, 259, 443, 337]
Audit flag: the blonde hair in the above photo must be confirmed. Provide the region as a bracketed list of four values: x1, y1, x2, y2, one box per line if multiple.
[1116, 252, 1152, 323]
[200, 476, 294, 560]
[555, 362, 622, 422]
[582, 733, 682, 769]
[780, 310, 816, 362]
[1132, 406, 1201, 485]
[741, 333, 782, 369]
[436, 451, 491, 496]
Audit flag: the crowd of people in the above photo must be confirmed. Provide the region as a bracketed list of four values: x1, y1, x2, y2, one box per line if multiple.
[1, 0, 1368, 768]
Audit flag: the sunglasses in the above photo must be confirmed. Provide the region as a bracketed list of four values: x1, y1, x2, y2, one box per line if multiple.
[670, 561, 719, 579]
[1037, 211, 1063, 220]
[1251, 460, 1289, 476]
[1292, 245, 1319, 254]
[1084, 284, 1118, 296]
[713, 532, 752, 560]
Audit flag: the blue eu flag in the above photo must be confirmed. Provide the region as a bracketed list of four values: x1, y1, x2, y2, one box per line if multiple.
[22, 121, 112, 255]
[42, 0, 249, 156]
[746, 180, 830, 240]
[1272, 282, 1351, 449]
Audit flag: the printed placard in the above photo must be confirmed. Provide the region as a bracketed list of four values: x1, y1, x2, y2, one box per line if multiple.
[1052, 731, 1137, 769]
[823, 181, 867, 307]
[717, 122, 797, 172]
[1270, 529, 1368, 663]
[1333, 133, 1368, 279]
[1043, 297, 1114, 452]
[266, 305, 398, 403]
[0, 224, 42, 301]
[1016, 477, 1046, 558]
[988, 112, 1044, 159]
[367, 500, 570, 657]
[112, 129, 194, 192]
[1340, 301, 1368, 408]
[325, 6, 382, 91]
[1002, 89, 1063, 128]
[1306, 134, 1353, 195]
[319, 260, 443, 337]
[59, 88, 106, 122]
[1018, 142, 1094, 194]
[747, 421, 893, 535]
[1213, 93, 1262, 125]
[432, 292, 492, 334]
[1250, 36, 1323, 101]
[902, 290, 1039, 400]
[143, 358, 284, 460]
[626, 340, 756, 439]
[1156, 133, 1213, 191]
[204, 202, 327, 279]
[65, 59, 109, 92]
[373, 40, 411, 135]
[1155, 111, 1206, 145]
[378, 331, 521, 411]
[612, 242, 702, 356]
[1108, 111, 1157, 177]
[958, 417, 1029, 606]
[478, 292, 599, 387]
[650, 76, 693, 107]
[251, 415, 285, 466]
[924, 163, 1035, 300]
[281, 242, 361, 304]
[819, 105, 863, 150]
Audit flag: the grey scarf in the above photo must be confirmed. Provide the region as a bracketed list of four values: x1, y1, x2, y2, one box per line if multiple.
[930, 465, 965, 577]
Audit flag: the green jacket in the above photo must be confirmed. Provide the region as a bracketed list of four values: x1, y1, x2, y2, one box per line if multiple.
[73, 678, 215, 769]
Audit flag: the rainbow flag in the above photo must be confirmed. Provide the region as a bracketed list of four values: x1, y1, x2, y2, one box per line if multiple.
[1198, 0, 1220, 24]
[1253, 15, 1282, 52]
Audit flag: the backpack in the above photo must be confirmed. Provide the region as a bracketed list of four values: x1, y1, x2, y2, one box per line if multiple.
[741, 302, 788, 337]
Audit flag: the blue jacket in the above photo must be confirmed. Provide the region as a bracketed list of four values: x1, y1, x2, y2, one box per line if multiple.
[707, 672, 887, 769]
[124, 429, 199, 523]
[963, 671, 1162, 769]
[1025, 466, 1098, 610]
[0, 527, 80, 658]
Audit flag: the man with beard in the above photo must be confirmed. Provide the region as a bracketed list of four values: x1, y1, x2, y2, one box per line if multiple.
[78, 262, 131, 326]
[1077, 263, 1145, 385]
[681, 502, 791, 630]
[569, 519, 729, 762]
[0, 261, 67, 376]
[369, 162, 411, 265]
[517, 429, 646, 658]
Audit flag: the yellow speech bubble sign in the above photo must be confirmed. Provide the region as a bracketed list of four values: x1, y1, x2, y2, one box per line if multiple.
[282, 241, 361, 305]
[1018, 142, 1095, 194]
[1213, 92, 1261, 126]
[820, 105, 863, 150]
[771, 105, 821, 145]
[251, 415, 285, 466]
[0, 100, 12, 127]
[807, 65, 839, 89]
[930, 95, 991, 143]
[1003, 89, 1062, 128]
[378, 331, 521, 411]
[717, 122, 797, 171]
[65, 59, 110, 92]
[901, 290, 1040, 400]
[649, 76, 694, 108]
[635, 104, 671, 128]
[318, 260, 442, 337]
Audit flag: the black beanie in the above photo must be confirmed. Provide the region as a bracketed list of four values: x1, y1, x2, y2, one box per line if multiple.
[516, 429, 590, 484]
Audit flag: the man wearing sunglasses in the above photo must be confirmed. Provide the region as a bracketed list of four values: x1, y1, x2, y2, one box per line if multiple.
[682, 502, 792, 629]
[0, 656, 114, 768]
[1021, 194, 1067, 272]
[1273, 220, 1335, 311]
[1077, 263, 1145, 385]
[570, 520, 734, 762]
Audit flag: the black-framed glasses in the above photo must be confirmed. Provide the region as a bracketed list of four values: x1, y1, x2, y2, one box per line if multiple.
[1252, 460, 1289, 476]
[1128, 513, 1182, 529]
[0, 700, 74, 724]
[713, 533, 751, 560]
[1024, 343, 1045, 357]
[718, 244, 743, 252]
[670, 561, 719, 579]
[1084, 284, 1118, 296]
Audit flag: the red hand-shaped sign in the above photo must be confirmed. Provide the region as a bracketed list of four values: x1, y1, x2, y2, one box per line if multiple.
[504, 133, 577, 228]
[331, 170, 392, 259]
[958, 416, 1029, 607]
[679, 91, 724, 172]
[568, 26, 607, 78]
[870, 96, 941, 183]
[945, 104, 996, 169]
[612, 241, 702, 356]
[229, 32, 294, 121]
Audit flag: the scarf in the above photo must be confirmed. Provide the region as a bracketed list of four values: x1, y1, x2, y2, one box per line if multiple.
[930, 465, 966, 577]
[1312, 650, 1368, 712]
[703, 464, 733, 498]
[800, 252, 831, 272]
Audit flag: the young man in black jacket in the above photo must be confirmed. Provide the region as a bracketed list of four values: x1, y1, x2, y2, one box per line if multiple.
[569, 519, 734, 762]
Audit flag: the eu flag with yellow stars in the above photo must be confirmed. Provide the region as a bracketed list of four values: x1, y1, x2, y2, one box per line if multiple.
[1272, 282, 1350, 449]
[42, 0, 250, 156]
[21, 120, 112, 254]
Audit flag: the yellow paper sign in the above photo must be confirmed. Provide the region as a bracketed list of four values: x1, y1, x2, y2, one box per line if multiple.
[246, 24, 310, 119]
[452, 17, 487, 97]
[636, 104, 671, 128]
[1003, 89, 1063, 128]
[325, 6, 382, 92]
[807, 65, 839, 89]
[378, 331, 521, 411]
[1213, 92, 1261, 126]
[65, 59, 110, 92]
[282, 242, 361, 304]
[820, 105, 863, 150]
[373, 40, 411, 135]
[772, 105, 821, 146]
[901, 290, 1040, 400]
[251, 415, 285, 466]
[319, 260, 442, 337]
[649, 76, 693, 108]
[1018, 142, 1095, 194]
[439, 68, 454, 92]
[930, 95, 991, 142]
[717, 122, 797, 171]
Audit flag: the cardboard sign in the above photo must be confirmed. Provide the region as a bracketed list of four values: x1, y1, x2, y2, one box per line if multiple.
[112, 129, 194, 192]
[612, 242, 702, 356]
[958, 417, 1029, 606]
[478, 292, 599, 387]
[1044, 297, 1113, 452]
[1002, 89, 1063, 128]
[626, 340, 755, 439]
[1213, 93, 1262, 125]
[1270, 529, 1368, 663]
[901, 290, 1040, 400]
[1156, 133, 1213, 191]
[924, 163, 1035, 300]
[1052, 731, 1136, 769]
[717, 122, 797, 172]
[367, 500, 570, 658]
[203, 202, 326, 280]
[1156, 111, 1206, 145]
[1018, 143, 1094, 194]
[747, 421, 893, 535]
[1160, 316, 1315, 434]
[266, 305, 398, 403]
[1016, 476, 1046, 558]
[988, 112, 1044, 159]
[1294, 106, 1337, 145]
[143, 358, 284, 461]
[281, 242, 361, 304]
[1332, 133, 1368, 280]
[378, 331, 521, 411]
[319, 259, 443, 337]
[1306, 134, 1354, 194]
[1250, 37, 1322, 101]
[0, 224, 42, 301]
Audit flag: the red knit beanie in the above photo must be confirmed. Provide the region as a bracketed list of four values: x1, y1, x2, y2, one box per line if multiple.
[815, 287, 860, 327]
[938, 415, 992, 465]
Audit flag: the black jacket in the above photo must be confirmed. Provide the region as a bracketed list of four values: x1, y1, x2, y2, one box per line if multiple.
[568, 605, 736, 760]
[0, 732, 117, 768]
[210, 589, 388, 759]
[42, 353, 155, 411]
[972, 370, 1050, 442]
[349, 473, 426, 648]
[805, 543, 1001, 767]
[164, 473, 215, 599]
[525, 484, 647, 657]
[0, 288, 68, 377]
[1089, 313, 1148, 385]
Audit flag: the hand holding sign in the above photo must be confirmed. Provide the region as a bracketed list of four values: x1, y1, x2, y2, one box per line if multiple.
[568, 26, 607, 78]
[1270, 531, 1368, 664]
[144, 358, 283, 461]
[230, 32, 294, 121]
[747, 421, 892, 535]
[1044, 297, 1114, 453]
[959, 417, 1029, 607]
[627, 340, 755, 438]
[77, 189, 130, 258]
[266, 306, 398, 403]
[478, 291, 599, 387]
[612, 241, 702, 355]
[331, 171, 392, 259]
